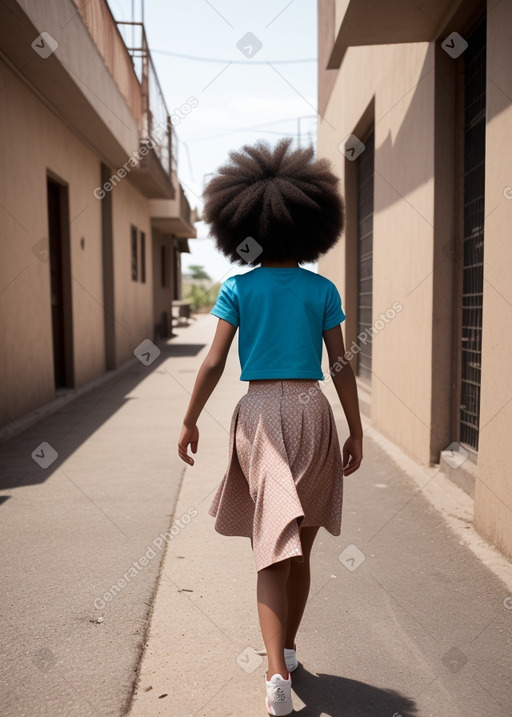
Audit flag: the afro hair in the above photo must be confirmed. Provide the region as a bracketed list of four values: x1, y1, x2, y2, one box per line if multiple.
[202, 138, 345, 265]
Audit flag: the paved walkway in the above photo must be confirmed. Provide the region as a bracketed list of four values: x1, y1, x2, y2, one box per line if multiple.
[128, 315, 512, 717]
[0, 321, 208, 716]
[1, 314, 512, 716]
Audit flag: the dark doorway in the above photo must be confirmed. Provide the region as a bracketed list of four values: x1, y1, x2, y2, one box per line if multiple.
[47, 176, 74, 388]
[100, 163, 116, 370]
[172, 243, 180, 300]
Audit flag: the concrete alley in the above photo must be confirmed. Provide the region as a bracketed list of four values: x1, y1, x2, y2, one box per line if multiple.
[1, 314, 512, 716]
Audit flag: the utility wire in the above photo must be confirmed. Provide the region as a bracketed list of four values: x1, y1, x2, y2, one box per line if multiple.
[186, 127, 314, 143]
[151, 49, 316, 65]
[185, 116, 317, 143]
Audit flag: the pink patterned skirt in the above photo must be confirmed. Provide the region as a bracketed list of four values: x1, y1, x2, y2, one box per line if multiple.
[208, 379, 344, 571]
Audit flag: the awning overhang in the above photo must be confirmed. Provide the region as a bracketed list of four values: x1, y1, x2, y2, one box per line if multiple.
[328, 0, 465, 68]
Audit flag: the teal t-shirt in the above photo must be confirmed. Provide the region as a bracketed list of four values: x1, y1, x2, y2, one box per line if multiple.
[210, 267, 346, 381]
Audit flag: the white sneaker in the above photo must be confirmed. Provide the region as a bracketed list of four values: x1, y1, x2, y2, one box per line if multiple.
[265, 672, 293, 715]
[284, 648, 299, 672]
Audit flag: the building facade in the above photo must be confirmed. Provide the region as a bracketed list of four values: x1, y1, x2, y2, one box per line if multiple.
[0, 0, 196, 428]
[318, 0, 512, 559]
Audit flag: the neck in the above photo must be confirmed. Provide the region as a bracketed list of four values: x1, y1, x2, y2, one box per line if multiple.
[260, 260, 299, 268]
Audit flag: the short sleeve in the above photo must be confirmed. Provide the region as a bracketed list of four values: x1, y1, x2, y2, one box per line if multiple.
[210, 277, 240, 327]
[323, 281, 346, 331]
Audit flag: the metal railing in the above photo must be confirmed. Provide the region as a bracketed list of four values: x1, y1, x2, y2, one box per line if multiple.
[72, 0, 142, 124]
[117, 20, 176, 176]
[357, 127, 375, 383]
[459, 15, 486, 451]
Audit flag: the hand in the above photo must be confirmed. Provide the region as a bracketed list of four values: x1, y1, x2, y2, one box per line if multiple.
[342, 435, 362, 476]
[178, 424, 199, 466]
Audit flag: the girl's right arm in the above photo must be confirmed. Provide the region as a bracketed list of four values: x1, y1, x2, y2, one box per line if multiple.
[323, 325, 363, 475]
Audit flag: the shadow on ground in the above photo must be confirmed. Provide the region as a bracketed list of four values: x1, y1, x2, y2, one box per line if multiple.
[0, 339, 206, 493]
[159, 342, 206, 358]
[291, 665, 417, 716]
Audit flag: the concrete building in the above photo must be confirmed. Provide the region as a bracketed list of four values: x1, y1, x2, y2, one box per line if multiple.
[317, 0, 512, 559]
[0, 0, 196, 428]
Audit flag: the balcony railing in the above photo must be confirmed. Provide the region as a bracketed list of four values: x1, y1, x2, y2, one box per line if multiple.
[71, 0, 142, 124]
[117, 21, 177, 177]
[72, 0, 176, 178]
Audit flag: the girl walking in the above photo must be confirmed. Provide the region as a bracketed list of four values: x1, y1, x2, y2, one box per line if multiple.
[178, 138, 363, 715]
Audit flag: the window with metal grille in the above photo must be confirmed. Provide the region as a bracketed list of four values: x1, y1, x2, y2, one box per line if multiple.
[140, 231, 146, 283]
[356, 127, 375, 382]
[161, 245, 167, 287]
[460, 16, 486, 450]
[131, 225, 138, 281]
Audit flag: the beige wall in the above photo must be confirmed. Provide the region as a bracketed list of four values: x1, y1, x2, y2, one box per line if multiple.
[0, 54, 166, 428]
[318, 42, 436, 464]
[15, 0, 140, 164]
[474, 0, 512, 560]
[0, 58, 105, 425]
[319, 2, 512, 561]
[111, 180, 153, 365]
[0, 0, 194, 431]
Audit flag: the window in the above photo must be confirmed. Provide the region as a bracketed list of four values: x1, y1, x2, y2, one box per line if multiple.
[161, 245, 167, 287]
[131, 226, 147, 283]
[173, 245, 180, 299]
[459, 15, 486, 451]
[131, 225, 138, 281]
[140, 231, 146, 283]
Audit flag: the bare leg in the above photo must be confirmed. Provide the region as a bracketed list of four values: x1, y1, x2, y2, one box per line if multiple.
[257, 559, 291, 680]
[284, 526, 320, 650]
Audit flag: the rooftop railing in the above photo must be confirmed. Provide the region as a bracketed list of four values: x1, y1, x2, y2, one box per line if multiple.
[71, 1, 176, 177]
[71, 0, 142, 124]
[116, 20, 176, 176]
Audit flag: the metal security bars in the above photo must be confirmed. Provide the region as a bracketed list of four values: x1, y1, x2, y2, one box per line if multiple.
[460, 16, 486, 450]
[356, 128, 375, 382]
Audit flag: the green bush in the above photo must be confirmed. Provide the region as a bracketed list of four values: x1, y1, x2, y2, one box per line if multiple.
[182, 281, 220, 311]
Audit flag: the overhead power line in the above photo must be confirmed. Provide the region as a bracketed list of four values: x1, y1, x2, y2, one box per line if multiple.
[184, 114, 318, 143]
[151, 49, 316, 65]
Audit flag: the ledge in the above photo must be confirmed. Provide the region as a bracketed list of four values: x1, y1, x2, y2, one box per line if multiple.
[328, 0, 463, 69]
[439, 446, 477, 498]
[1, 0, 141, 167]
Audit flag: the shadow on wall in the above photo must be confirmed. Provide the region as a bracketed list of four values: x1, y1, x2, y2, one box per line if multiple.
[373, 23, 508, 217]
[372, 47, 435, 216]
[292, 665, 417, 716]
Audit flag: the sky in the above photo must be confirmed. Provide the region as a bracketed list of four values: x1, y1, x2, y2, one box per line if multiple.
[108, 0, 319, 282]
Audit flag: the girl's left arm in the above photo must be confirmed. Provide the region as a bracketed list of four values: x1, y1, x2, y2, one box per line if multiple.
[178, 318, 238, 466]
